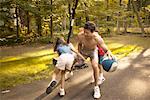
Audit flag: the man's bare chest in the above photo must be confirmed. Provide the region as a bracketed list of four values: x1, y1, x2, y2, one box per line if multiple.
[81, 38, 97, 47]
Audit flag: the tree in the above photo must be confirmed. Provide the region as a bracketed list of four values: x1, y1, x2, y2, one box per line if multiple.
[0, 0, 15, 38]
[131, 0, 146, 35]
[50, 0, 53, 40]
[15, 5, 19, 40]
[67, 0, 79, 43]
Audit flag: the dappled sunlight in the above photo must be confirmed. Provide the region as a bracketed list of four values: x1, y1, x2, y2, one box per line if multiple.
[142, 48, 150, 57]
[111, 45, 142, 59]
[0, 63, 54, 89]
[126, 79, 148, 98]
[139, 69, 150, 78]
[117, 59, 131, 70]
[21, 49, 54, 57]
[0, 48, 55, 63]
[127, 49, 143, 59]
[0, 48, 56, 89]
[107, 43, 124, 50]
[133, 63, 144, 68]
[0, 56, 24, 63]
[117, 47, 144, 70]
[67, 70, 91, 89]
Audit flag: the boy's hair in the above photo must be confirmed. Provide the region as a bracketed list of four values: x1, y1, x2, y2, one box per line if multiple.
[84, 21, 96, 33]
[54, 37, 67, 52]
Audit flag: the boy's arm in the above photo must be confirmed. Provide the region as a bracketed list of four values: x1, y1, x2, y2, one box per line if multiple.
[69, 43, 86, 61]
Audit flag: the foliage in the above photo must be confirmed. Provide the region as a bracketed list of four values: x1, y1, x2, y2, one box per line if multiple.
[0, 0, 15, 38]
[0, 0, 150, 43]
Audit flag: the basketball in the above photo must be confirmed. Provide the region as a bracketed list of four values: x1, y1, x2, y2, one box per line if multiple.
[102, 56, 118, 72]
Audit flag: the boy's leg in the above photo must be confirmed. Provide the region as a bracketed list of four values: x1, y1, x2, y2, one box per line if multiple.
[49, 68, 60, 85]
[46, 68, 60, 94]
[59, 70, 65, 96]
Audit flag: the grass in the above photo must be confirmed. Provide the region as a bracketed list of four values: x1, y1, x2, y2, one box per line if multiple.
[0, 35, 149, 90]
[0, 48, 57, 90]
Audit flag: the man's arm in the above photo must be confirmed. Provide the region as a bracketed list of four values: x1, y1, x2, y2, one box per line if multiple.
[94, 32, 112, 57]
[77, 33, 83, 52]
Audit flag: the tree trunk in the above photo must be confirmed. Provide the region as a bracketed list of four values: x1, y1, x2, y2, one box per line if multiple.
[36, 0, 42, 37]
[19, 8, 26, 28]
[26, 11, 30, 35]
[50, 0, 53, 39]
[119, 0, 122, 6]
[62, 16, 66, 31]
[67, 0, 79, 43]
[84, 2, 89, 22]
[86, 16, 89, 22]
[127, 0, 131, 11]
[105, 0, 109, 9]
[116, 12, 121, 34]
[131, 0, 145, 35]
[15, 6, 19, 40]
[123, 17, 127, 34]
[37, 16, 42, 36]
[137, 0, 142, 11]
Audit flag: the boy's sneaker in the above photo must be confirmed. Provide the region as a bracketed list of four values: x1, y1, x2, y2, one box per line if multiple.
[59, 88, 65, 97]
[46, 80, 57, 94]
[94, 86, 101, 99]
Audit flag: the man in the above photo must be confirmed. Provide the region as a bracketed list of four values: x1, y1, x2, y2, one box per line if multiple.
[77, 21, 112, 99]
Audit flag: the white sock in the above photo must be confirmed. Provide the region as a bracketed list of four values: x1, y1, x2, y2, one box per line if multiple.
[99, 73, 103, 77]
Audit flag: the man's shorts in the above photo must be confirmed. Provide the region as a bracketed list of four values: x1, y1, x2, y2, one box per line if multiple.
[80, 48, 98, 60]
[98, 55, 104, 65]
[55, 53, 74, 71]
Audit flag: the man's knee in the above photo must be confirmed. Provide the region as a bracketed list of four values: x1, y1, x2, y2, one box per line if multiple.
[91, 62, 99, 69]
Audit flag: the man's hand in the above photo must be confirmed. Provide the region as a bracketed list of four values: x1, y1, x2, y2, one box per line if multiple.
[105, 50, 113, 59]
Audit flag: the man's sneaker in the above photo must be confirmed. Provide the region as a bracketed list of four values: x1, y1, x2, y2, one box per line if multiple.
[98, 76, 105, 85]
[46, 80, 57, 94]
[65, 71, 73, 80]
[91, 75, 105, 85]
[59, 88, 65, 97]
[94, 86, 101, 99]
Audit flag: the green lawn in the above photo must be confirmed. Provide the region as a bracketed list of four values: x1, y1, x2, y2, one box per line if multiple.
[0, 35, 149, 90]
[0, 48, 57, 90]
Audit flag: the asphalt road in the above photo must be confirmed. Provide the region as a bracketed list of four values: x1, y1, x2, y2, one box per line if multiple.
[1, 49, 150, 100]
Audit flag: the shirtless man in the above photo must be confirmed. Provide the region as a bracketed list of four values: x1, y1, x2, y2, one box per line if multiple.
[78, 22, 112, 99]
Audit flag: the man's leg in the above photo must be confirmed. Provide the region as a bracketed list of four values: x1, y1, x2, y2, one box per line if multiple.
[91, 58, 101, 99]
[98, 64, 105, 84]
[91, 64, 105, 84]
[91, 59, 99, 86]
[98, 55, 105, 84]
[91, 51, 101, 99]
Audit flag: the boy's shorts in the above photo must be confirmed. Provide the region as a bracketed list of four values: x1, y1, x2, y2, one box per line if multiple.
[55, 53, 74, 71]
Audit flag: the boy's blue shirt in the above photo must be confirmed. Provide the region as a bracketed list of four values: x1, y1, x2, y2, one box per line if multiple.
[57, 44, 72, 55]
